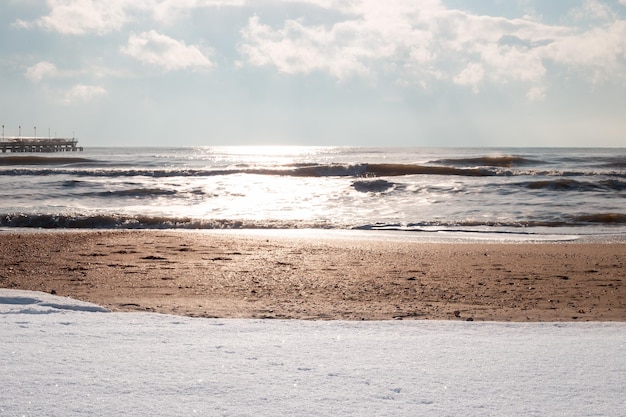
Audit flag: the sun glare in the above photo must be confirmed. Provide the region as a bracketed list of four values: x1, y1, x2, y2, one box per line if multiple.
[218, 145, 321, 157]
[197, 145, 333, 168]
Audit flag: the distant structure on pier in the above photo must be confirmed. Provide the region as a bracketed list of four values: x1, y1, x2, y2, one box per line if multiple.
[0, 137, 83, 153]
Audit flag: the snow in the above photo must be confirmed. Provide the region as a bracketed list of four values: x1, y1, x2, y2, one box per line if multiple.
[1, 290, 625, 417]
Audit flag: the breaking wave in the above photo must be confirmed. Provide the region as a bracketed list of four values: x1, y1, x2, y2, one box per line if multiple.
[352, 179, 396, 192]
[0, 213, 334, 230]
[2, 148, 624, 237]
[430, 155, 541, 168]
[0, 155, 95, 165]
[88, 188, 179, 198]
[568, 213, 626, 224]
[2, 212, 625, 230]
[0, 163, 500, 178]
[355, 213, 626, 230]
[516, 179, 626, 192]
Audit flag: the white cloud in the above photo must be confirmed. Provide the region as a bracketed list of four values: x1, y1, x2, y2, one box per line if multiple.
[569, 0, 617, 22]
[23, 60, 129, 84]
[481, 44, 547, 84]
[149, 0, 245, 24]
[542, 21, 626, 82]
[239, 1, 445, 81]
[239, 16, 375, 80]
[15, 0, 131, 35]
[25, 61, 58, 82]
[121, 31, 213, 71]
[12, 0, 626, 99]
[239, 2, 550, 86]
[526, 85, 546, 101]
[14, 0, 244, 34]
[453, 63, 484, 92]
[238, 0, 626, 98]
[279, 0, 354, 10]
[62, 84, 107, 103]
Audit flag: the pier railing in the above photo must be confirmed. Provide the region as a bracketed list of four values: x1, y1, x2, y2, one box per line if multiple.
[0, 137, 83, 153]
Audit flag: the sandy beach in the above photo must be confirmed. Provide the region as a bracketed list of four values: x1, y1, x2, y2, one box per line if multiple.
[0, 230, 624, 321]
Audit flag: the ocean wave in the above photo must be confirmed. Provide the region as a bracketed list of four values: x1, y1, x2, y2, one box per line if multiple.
[568, 213, 626, 224]
[361, 164, 497, 177]
[2, 211, 625, 230]
[0, 213, 335, 229]
[0, 155, 95, 166]
[61, 180, 84, 187]
[0, 163, 499, 178]
[430, 155, 541, 168]
[1, 160, 623, 181]
[88, 188, 179, 198]
[352, 179, 395, 192]
[602, 159, 626, 169]
[355, 213, 626, 229]
[515, 178, 626, 192]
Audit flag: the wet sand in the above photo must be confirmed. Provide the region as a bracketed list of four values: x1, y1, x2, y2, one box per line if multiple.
[1, 231, 624, 321]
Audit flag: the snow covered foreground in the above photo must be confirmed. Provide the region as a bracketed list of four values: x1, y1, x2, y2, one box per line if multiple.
[1, 290, 625, 417]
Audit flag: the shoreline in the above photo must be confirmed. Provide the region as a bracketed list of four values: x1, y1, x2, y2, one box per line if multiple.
[3, 226, 626, 244]
[1, 230, 624, 321]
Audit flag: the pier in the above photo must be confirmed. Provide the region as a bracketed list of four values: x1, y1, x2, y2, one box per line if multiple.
[0, 137, 83, 153]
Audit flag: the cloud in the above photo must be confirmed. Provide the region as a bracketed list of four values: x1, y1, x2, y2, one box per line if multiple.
[238, 2, 552, 86]
[238, 0, 626, 98]
[453, 63, 484, 92]
[239, 1, 445, 81]
[526, 85, 546, 101]
[239, 16, 375, 81]
[569, 0, 617, 22]
[121, 30, 214, 71]
[541, 20, 626, 84]
[149, 0, 245, 24]
[14, 0, 245, 35]
[13, 0, 626, 98]
[14, 0, 131, 35]
[25, 61, 58, 82]
[62, 84, 107, 103]
[23, 60, 129, 84]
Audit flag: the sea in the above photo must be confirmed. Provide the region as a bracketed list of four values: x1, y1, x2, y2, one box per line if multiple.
[1, 146, 625, 241]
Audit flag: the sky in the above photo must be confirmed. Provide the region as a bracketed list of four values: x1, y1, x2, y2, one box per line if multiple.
[1, 0, 626, 147]
[2, 289, 625, 416]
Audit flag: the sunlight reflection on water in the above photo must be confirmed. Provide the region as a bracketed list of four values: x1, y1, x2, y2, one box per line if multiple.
[0, 146, 624, 238]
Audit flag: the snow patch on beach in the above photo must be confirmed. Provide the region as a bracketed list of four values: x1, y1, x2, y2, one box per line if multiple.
[1, 289, 625, 416]
[0, 289, 109, 314]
